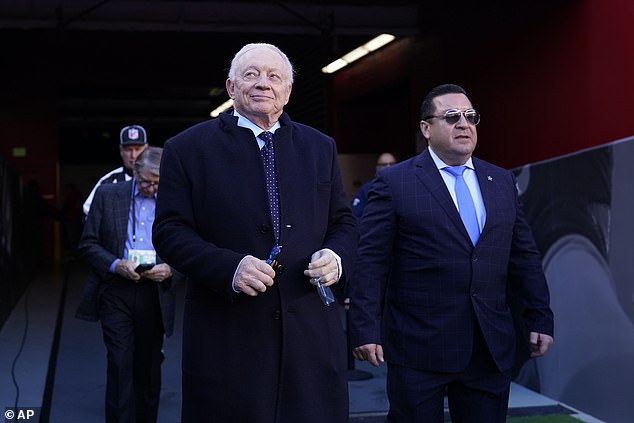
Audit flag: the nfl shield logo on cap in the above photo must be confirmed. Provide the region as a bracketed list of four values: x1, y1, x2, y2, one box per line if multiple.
[120, 125, 147, 145]
[128, 128, 139, 140]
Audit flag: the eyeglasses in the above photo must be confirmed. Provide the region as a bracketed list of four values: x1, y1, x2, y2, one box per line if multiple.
[376, 161, 396, 168]
[423, 109, 480, 126]
[137, 178, 159, 188]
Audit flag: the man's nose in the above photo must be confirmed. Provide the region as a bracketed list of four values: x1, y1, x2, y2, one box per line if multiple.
[456, 114, 469, 127]
[142, 185, 158, 196]
[254, 74, 271, 87]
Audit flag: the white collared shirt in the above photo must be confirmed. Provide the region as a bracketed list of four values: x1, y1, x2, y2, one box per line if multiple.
[233, 110, 281, 149]
[428, 147, 487, 232]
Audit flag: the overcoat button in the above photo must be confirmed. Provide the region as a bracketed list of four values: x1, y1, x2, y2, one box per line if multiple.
[275, 265, 285, 276]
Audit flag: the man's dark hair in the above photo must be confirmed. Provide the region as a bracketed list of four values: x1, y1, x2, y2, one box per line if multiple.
[419, 84, 468, 120]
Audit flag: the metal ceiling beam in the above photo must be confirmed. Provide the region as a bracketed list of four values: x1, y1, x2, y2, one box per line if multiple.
[0, 1, 419, 36]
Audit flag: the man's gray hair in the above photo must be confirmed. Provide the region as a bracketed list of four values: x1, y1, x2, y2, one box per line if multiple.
[227, 43, 294, 84]
[134, 146, 162, 175]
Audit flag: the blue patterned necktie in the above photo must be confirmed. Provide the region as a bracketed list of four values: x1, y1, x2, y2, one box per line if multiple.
[259, 131, 280, 242]
[444, 166, 480, 246]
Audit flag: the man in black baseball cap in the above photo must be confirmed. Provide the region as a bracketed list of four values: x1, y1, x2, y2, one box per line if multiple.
[83, 124, 149, 216]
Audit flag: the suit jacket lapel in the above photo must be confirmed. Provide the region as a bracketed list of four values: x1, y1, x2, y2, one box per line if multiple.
[115, 183, 132, 257]
[473, 159, 493, 240]
[414, 150, 469, 239]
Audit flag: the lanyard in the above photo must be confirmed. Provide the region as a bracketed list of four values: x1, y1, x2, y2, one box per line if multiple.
[131, 180, 138, 244]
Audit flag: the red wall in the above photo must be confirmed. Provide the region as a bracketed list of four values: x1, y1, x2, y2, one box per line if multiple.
[0, 33, 59, 205]
[326, 38, 427, 157]
[585, 0, 634, 148]
[475, 0, 634, 168]
[329, 0, 634, 169]
[0, 100, 59, 264]
[0, 100, 58, 202]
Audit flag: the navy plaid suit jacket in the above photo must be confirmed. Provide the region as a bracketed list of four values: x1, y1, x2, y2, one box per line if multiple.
[75, 180, 177, 336]
[349, 148, 553, 373]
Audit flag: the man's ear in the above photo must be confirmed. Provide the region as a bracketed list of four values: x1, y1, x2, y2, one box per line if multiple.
[226, 78, 234, 98]
[419, 120, 430, 140]
[284, 84, 292, 105]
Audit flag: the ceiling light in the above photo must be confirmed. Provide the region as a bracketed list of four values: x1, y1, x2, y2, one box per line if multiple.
[322, 59, 347, 74]
[342, 46, 370, 63]
[321, 34, 395, 74]
[365, 34, 396, 51]
[210, 99, 234, 117]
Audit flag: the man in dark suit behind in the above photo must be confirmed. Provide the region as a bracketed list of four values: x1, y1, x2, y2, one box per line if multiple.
[76, 146, 177, 423]
[152, 43, 357, 423]
[348, 83, 554, 423]
[351, 151, 398, 222]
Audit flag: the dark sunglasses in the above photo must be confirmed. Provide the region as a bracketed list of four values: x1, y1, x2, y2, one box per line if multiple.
[423, 108, 481, 126]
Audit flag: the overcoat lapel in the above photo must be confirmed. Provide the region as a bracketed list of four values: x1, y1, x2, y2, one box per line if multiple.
[270, 113, 301, 246]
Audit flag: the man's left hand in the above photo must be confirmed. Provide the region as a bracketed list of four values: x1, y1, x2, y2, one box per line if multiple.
[140, 263, 172, 283]
[529, 332, 553, 358]
[304, 249, 338, 287]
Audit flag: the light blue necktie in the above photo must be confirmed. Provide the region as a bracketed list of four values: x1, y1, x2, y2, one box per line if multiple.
[259, 131, 280, 242]
[444, 166, 480, 245]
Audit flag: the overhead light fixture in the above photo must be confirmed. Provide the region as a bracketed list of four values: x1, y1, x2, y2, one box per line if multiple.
[321, 33, 396, 74]
[210, 98, 234, 117]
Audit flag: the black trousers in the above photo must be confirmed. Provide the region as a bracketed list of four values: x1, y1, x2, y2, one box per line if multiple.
[386, 326, 512, 423]
[99, 277, 165, 423]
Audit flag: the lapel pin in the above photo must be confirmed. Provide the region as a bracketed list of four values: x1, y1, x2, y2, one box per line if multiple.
[487, 176, 493, 181]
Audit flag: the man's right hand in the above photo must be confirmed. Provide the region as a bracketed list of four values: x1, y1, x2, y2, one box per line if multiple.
[353, 343, 385, 367]
[115, 259, 141, 281]
[233, 255, 276, 296]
